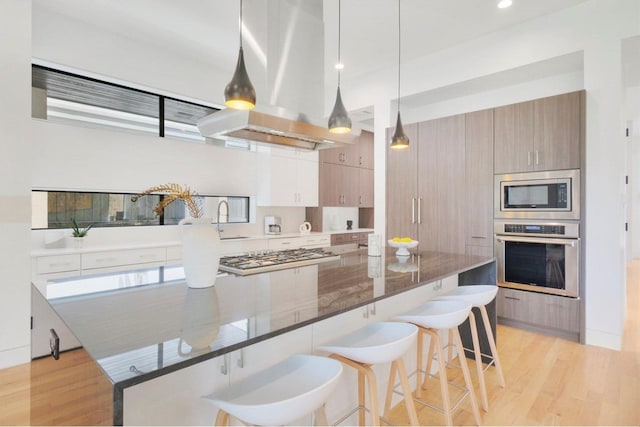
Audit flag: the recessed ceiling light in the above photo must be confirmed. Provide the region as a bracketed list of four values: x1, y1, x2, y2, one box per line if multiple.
[498, 0, 512, 9]
[335, 62, 344, 70]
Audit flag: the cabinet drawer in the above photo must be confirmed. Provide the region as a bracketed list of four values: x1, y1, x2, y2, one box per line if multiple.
[82, 248, 166, 270]
[36, 254, 81, 274]
[497, 287, 579, 333]
[268, 238, 301, 251]
[299, 235, 330, 248]
[331, 233, 361, 245]
[166, 246, 182, 262]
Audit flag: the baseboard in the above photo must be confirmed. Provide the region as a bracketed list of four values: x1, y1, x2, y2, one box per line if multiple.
[584, 328, 622, 350]
[0, 345, 30, 369]
[497, 317, 580, 342]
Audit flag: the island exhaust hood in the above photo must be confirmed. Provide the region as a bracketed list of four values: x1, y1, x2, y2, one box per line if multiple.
[197, 106, 360, 150]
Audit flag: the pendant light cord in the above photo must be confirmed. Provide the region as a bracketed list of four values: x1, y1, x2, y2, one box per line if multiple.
[239, 0, 243, 48]
[397, 0, 401, 117]
[337, 0, 342, 87]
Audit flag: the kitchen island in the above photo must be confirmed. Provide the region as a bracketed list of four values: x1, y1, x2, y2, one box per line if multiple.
[31, 248, 495, 426]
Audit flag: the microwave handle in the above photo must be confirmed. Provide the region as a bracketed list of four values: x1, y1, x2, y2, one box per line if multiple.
[496, 235, 578, 246]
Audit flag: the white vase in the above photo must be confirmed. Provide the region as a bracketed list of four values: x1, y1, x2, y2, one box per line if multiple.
[179, 216, 221, 288]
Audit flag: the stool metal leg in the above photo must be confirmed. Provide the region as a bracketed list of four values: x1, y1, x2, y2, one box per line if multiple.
[468, 311, 489, 412]
[479, 305, 505, 388]
[453, 328, 483, 426]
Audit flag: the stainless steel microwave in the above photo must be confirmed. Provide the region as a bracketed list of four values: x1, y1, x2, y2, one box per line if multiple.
[494, 169, 580, 220]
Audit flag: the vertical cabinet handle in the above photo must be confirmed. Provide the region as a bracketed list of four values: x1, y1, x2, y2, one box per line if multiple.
[220, 354, 229, 375]
[418, 198, 422, 225]
[411, 198, 416, 224]
[237, 348, 244, 368]
[527, 151, 532, 166]
[535, 150, 540, 165]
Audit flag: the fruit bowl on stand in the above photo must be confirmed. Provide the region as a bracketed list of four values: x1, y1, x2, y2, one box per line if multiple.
[388, 239, 419, 256]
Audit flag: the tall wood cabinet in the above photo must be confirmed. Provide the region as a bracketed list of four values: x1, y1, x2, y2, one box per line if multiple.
[385, 123, 419, 241]
[418, 115, 466, 254]
[386, 115, 468, 254]
[494, 91, 583, 174]
[386, 112, 493, 256]
[465, 109, 494, 257]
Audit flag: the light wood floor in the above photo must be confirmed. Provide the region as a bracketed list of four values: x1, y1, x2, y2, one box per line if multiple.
[388, 260, 640, 426]
[1, 261, 639, 426]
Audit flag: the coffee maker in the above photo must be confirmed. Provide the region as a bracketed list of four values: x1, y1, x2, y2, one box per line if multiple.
[264, 216, 282, 235]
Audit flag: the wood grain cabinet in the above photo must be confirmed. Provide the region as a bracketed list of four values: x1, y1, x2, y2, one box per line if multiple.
[494, 91, 583, 174]
[318, 130, 374, 207]
[497, 287, 579, 340]
[387, 111, 494, 256]
[465, 109, 494, 257]
[386, 115, 469, 254]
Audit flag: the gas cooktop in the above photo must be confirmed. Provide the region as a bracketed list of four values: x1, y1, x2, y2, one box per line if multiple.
[219, 248, 340, 275]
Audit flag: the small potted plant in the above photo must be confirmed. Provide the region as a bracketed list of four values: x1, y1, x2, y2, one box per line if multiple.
[70, 218, 93, 248]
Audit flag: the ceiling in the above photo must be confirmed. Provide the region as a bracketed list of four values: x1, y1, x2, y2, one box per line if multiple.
[34, 0, 591, 82]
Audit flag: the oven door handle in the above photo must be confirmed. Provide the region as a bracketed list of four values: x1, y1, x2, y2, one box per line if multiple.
[496, 235, 578, 247]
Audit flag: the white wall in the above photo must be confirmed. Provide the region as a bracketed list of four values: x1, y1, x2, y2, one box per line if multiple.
[0, 1, 32, 368]
[340, 0, 640, 350]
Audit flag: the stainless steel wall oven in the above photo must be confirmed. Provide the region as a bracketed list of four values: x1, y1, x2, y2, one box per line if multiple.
[495, 220, 579, 297]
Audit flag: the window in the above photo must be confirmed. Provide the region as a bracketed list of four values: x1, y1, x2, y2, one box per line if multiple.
[32, 190, 250, 230]
[31, 65, 218, 143]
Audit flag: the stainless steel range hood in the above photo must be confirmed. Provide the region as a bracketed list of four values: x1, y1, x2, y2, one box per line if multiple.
[197, 106, 360, 150]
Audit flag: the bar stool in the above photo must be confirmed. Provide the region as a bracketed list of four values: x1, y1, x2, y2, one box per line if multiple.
[202, 354, 342, 426]
[435, 285, 505, 412]
[394, 300, 482, 426]
[318, 321, 420, 426]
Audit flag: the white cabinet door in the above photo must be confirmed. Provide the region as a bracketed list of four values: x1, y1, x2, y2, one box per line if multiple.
[268, 266, 319, 331]
[257, 149, 319, 207]
[312, 307, 369, 425]
[123, 353, 229, 426]
[123, 326, 312, 426]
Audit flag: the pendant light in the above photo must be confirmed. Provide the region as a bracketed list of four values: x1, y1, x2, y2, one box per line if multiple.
[224, 0, 256, 110]
[328, 0, 352, 134]
[390, 0, 409, 149]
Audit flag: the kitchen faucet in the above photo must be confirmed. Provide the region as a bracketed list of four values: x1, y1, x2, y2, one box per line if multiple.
[216, 200, 229, 237]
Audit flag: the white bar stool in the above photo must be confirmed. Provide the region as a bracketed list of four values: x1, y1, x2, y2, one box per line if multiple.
[318, 321, 420, 426]
[394, 300, 482, 426]
[202, 354, 342, 426]
[435, 285, 506, 412]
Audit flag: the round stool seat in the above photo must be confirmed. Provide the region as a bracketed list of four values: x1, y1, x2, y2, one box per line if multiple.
[435, 285, 498, 307]
[203, 354, 342, 426]
[394, 300, 472, 330]
[319, 321, 418, 365]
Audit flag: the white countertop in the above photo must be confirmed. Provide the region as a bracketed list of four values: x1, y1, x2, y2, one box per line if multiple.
[30, 231, 333, 256]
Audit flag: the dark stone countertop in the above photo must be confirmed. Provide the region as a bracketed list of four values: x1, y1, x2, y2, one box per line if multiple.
[34, 248, 494, 390]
